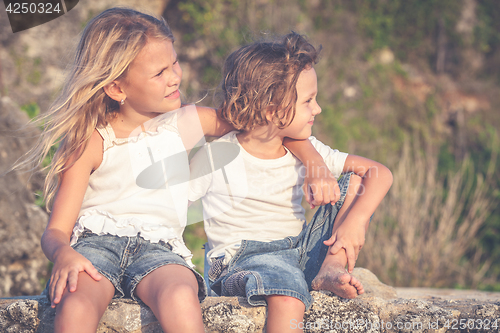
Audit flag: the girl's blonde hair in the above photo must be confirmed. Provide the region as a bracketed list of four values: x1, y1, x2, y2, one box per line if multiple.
[218, 32, 320, 131]
[18, 7, 174, 210]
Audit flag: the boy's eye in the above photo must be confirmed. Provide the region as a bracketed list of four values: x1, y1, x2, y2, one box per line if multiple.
[155, 70, 164, 77]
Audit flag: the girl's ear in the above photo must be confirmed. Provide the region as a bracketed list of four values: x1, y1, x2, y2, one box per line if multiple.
[103, 81, 126, 103]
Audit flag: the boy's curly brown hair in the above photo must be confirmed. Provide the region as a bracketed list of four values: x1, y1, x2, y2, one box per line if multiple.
[218, 32, 321, 131]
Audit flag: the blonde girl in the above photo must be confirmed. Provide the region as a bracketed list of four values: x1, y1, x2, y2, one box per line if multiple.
[17, 7, 237, 333]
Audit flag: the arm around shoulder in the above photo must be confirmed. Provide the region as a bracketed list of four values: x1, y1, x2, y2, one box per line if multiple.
[195, 106, 234, 137]
[177, 105, 234, 151]
[283, 137, 341, 207]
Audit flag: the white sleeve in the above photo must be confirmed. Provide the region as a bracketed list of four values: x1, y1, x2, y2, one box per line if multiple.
[308, 136, 348, 179]
[188, 145, 213, 202]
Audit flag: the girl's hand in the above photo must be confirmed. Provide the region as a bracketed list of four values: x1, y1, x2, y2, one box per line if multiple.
[49, 247, 102, 308]
[302, 162, 340, 209]
[323, 220, 366, 273]
[281, 137, 341, 208]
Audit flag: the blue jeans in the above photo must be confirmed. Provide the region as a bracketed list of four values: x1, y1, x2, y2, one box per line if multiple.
[46, 231, 207, 302]
[210, 172, 354, 310]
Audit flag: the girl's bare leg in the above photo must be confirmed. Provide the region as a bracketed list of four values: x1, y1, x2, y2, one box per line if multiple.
[134, 264, 204, 333]
[311, 174, 366, 298]
[54, 272, 115, 333]
[265, 295, 305, 333]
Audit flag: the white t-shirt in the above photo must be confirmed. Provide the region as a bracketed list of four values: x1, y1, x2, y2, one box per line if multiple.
[188, 131, 348, 263]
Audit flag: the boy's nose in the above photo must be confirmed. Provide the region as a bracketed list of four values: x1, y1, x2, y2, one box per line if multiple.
[314, 103, 322, 116]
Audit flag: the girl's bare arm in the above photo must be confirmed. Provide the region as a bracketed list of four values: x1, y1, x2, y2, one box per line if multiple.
[283, 137, 341, 208]
[196, 106, 234, 137]
[41, 131, 103, 307]
[176, 106, 233, 152]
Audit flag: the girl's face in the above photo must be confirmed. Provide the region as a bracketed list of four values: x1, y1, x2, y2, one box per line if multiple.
[120, 38, 182, 118]
[280, 67, 321, 140]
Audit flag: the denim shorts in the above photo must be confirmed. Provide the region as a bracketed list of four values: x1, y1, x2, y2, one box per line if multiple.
[209, 172, 354, 310]
[47, 232, 207, 302]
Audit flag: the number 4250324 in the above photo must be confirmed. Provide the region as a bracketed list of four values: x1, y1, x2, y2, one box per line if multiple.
[6, 2, 61, 14]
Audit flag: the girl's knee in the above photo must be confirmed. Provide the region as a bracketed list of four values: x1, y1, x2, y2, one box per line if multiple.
[145, 283, 201, 322]
[60, 292, 98, 309]
[54, 294, 104, 333]
[56, 293, 105, 324]
[157, 281, 199, 304]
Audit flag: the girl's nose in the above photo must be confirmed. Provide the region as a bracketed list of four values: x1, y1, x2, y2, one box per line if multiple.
[170, 66, 182, 86]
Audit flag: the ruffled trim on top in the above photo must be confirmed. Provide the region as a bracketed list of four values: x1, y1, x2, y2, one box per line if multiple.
[71, 209, 194, 268]
[98, 107, 187, 151]
[76, 209, 164, 231]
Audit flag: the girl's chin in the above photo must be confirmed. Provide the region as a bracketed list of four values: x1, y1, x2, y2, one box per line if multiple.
[165, 101, 182, 111]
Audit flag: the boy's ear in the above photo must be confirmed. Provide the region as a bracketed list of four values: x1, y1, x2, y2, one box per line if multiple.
[265, 107, 283, 126]
[265, 108, 275, 122]
[103, 81, 126, 103]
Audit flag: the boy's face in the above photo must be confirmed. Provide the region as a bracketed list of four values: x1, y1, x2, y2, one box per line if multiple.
[280, 67, 321, 140]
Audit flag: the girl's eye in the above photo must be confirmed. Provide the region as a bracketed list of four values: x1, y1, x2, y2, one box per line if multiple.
[306, 98, 312, 103]
[156, 70, 164, 77]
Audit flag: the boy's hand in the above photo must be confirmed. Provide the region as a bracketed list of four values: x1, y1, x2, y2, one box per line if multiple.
[324, 220, 366, 273]
[302, 161, 340, 208]
[49, 248, 102, 308]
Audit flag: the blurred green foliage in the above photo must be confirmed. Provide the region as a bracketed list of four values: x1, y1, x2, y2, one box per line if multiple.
[21, 102, 40, 119]
[354, 0, 462, 56]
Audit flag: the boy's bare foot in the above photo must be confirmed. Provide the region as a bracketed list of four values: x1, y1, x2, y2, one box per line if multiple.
[311, 263, 364, 299]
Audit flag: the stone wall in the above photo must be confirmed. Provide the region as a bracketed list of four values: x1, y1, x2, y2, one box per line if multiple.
[1, 268, 500, 332]
[0, 268, 500, 333]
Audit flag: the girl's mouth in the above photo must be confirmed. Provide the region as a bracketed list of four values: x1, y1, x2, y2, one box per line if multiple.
[165, 90, 180, 99]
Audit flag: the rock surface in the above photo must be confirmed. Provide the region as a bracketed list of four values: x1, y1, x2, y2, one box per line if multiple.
[0, 97, 49, 297]
[1, 268, 500, 333]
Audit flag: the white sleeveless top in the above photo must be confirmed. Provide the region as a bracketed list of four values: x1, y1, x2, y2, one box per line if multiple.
[71, 106, 195, 265]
